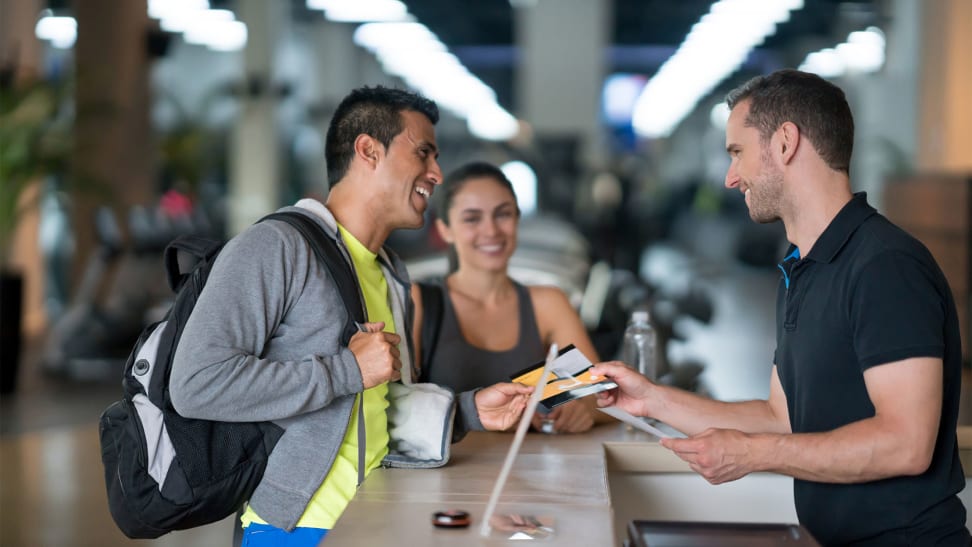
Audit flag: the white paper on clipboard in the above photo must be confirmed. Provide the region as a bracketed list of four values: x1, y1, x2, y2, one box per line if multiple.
[598, 406, 684, 439]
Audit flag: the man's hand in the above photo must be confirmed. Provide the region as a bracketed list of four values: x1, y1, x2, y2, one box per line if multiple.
[531, 398, 595, 434]
[348, 321, 402, 388]
[661, 428, 760, 484]
[475, 382, 534, 431]
[589, 361, 655, 417]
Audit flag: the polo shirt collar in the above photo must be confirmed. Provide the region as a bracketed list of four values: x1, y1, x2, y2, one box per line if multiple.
[804, 192, 877, 263]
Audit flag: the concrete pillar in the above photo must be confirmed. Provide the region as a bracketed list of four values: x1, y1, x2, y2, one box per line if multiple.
[304, 21, 358, 195]
[228, 0, 287, 235]
[0, 0, 43, 84]
[301, 21, 407, 194]
[849, 0, 921, 207]
[308, 21, 358, 113]
[72, 0, 153, 291]
[514, 0, 610, 170]
[916, 0, 972, 173]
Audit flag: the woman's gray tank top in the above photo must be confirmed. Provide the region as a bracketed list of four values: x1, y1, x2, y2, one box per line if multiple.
[425, 280, 546, 393]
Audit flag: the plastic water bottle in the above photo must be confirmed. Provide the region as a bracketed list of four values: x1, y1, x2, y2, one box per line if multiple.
[620, 310, 657, 381]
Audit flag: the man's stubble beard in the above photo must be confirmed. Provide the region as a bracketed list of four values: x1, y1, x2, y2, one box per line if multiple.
[747, 152, 785, 225]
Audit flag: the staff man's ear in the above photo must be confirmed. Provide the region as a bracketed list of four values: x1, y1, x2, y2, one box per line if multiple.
[779, 121, 799, 165]
[354, 134, 381, 168]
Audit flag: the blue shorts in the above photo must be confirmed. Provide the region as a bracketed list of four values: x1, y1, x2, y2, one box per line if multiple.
[241, 522, 329, 546]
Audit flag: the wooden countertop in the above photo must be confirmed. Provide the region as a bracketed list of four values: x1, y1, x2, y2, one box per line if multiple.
[325, 425, 646, 546]
[324, 425, 972, 546]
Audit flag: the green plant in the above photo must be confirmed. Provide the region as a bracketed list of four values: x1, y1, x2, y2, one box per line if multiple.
[160, 122, 211, 196]
[0, 78, 71, 266]
[156, 85, 229, 198]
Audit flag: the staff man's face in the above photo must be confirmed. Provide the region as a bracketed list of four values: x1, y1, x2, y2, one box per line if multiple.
[724, 100, 784, 224]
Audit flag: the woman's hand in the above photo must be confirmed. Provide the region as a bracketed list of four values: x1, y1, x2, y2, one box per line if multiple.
[531, 397, 596, 434]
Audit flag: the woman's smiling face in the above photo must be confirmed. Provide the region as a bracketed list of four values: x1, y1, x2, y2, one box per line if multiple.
[438, 176, 520, 273]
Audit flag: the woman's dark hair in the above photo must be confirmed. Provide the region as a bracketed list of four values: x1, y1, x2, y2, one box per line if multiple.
[726, 69, 854, 174]
[325, 85, 439, 187]
[436, 161, 520, 272]
[437, 161, 519, 224]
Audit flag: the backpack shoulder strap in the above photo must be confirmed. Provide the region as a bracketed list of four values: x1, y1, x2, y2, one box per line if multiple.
[418, 281, 444, 382]
[260, 211, 364, 346]
[263, 211, 373, 488]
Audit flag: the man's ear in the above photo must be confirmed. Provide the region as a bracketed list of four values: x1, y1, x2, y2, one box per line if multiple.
[353, 134, 381, 169]
[779, 121, 799, 165]
[435, 217, 453, 244]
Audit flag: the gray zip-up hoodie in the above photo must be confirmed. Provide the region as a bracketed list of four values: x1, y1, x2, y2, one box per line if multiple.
[170, 200, 482, 530]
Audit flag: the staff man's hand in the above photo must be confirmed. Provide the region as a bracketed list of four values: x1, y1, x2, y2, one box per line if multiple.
[662, 428, 759, 484]
[589, 361, 655, 417]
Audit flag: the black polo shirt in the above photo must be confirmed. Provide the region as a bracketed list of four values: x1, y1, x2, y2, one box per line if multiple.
[774, 193, 967, 545]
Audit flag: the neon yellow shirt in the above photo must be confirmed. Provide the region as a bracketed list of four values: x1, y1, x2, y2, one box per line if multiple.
[241, 225, 391, 530]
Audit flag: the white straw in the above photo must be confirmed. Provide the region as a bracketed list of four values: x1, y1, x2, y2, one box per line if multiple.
[479, 343, 557, 537]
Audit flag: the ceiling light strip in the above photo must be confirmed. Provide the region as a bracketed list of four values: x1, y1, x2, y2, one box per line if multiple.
[798, 26, 886, 79]
[34, 12, 77, 49]
[312, 1, 518, 141]
[632, 0, 804, 139]
[148, 0, 248, 51]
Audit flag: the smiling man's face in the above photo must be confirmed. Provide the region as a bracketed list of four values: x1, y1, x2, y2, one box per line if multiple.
[724, 100, 784, 224]
[372, 109, 443, 230]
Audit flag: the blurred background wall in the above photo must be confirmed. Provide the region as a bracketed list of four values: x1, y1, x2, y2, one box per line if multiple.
[1, 1, 970, 544]
[3, 0, 968, 376]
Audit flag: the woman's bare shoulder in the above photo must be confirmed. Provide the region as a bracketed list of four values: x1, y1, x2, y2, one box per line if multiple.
[527, 284, 571, 306]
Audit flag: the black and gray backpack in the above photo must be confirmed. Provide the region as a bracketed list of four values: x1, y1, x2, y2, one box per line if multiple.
[99, 211, 364, 538]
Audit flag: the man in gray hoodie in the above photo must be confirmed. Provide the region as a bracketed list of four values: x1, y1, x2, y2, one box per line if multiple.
[170, 86, 533, 546]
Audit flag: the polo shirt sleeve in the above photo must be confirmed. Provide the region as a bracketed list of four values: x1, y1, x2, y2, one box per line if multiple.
[850, 250, 946, 370]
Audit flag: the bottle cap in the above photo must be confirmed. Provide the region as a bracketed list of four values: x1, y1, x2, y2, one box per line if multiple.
[632, 310, 650, 323]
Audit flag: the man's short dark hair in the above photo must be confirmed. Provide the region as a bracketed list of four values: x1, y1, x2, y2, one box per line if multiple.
[325, 86, 439, 187]
[726, 69, 854, 173]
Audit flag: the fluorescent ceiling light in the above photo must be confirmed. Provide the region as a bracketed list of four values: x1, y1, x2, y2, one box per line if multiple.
[709, 101, 730, 130]
[468, 103, 519, 141]
[353, 21, 519, 141]
[153, 0, 213, 32]
[184, 18, 248, 52]
[35, 14, 77, 49]
[307, 0, 411, 22]
[800, 49, 844, 78]
[147, 0, 247, 51]
[500, 161, 538, 216]
[180, 9, 235, 38]
[148, 0, 207, 21]
[632, 0, 804, 139]
[799, 27, 885, 78]
[353, 22, 441, 52]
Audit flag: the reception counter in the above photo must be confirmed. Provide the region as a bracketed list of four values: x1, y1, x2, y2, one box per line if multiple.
[325, 425, 972, 546]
